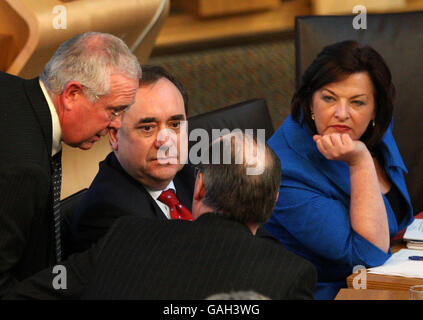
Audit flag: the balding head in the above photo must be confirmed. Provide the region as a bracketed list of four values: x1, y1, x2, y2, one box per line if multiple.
[192, 131, 281, 231]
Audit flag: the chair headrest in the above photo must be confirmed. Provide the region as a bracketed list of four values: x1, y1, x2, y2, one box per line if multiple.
[187, 98, 274, 151]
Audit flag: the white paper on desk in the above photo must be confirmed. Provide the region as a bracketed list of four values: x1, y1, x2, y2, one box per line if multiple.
[367, 249, 423, 278]
[403, 219, 423, 241]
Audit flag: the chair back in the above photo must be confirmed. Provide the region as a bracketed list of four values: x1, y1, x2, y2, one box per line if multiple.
[188, 98, 274, 150]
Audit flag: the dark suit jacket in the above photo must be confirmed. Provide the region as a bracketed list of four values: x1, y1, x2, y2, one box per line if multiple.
[70, 152, 193, 253]
[0, 72, 55, 296]
[5, 213, 317, 300]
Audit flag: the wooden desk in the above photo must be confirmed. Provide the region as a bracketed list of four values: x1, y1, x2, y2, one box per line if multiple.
[347, 273, 423, 291]
[335, 288, 409, 300]
[346, 240, 423, 291]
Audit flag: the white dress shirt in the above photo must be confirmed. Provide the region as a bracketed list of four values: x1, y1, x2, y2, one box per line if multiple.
[39, 80, 62, 156]
[145, 180, 176, 219]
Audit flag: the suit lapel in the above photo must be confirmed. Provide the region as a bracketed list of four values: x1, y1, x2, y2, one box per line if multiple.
[23, 77, 53, 156]
[174, 171, 193, 211]
[141, 186, 169, 220]
[282, 116, 351, 198]
[106, 153, 168, 220]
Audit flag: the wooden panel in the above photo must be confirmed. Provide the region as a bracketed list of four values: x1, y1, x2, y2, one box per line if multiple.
[132, 0, 170, 64]
[157, 0, 311, 48]
[347, 271, 423, 291]
[172, 0, 280, 17]
[335, 288, 409, 300]
[0, 34, 15, 72]
[0, 1, 28, 72]
[2, 0, 168, 78]
[158, 0, 423, 49]
[312, 0, 406, 15]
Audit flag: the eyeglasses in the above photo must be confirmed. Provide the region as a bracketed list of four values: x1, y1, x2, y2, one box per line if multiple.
[81, 84, 125, 121]
[108, 106, 130, 121]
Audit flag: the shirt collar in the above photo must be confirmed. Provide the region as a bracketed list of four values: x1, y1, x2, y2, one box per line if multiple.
[39, 79, 62, 156]
[146, 180, 177, 200]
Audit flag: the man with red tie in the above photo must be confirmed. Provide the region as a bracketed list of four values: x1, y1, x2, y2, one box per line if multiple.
[5, 132, 317, 300]
[70, 65, 193, 253]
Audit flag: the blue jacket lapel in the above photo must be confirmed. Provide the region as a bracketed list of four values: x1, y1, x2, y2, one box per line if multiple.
[282, 115, 351, 196]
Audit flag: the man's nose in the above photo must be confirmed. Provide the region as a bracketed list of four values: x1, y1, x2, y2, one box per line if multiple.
[154, 130, 171, 149]
[98, 128, 109, 137]
[108, 116, 122, 130]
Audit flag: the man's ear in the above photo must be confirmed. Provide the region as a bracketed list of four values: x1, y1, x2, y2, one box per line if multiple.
[61, 81, 85, 112]
[193, 172, 206, 202]
[109, 128, 119, 151]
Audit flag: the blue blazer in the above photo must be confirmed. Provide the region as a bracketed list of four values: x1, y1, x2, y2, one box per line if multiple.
[264, 115, 414, 300]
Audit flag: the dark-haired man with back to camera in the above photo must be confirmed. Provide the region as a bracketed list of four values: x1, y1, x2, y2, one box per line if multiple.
[4, 132, 317, 300]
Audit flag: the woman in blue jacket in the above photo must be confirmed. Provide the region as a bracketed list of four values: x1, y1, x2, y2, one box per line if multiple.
[264, 41, 414, 300]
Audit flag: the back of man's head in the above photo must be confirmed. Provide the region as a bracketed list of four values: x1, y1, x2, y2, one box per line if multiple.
[40, 32, 141, 102]
[197, 132, 281, 225]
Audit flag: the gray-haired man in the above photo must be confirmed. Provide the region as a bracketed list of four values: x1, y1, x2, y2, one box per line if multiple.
[0, 32, 140, 296]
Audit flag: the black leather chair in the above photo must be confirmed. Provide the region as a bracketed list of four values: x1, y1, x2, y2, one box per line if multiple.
[296, 13, 423, 214]
[61, 98, 274, 257]
[188, 98, 274, 151]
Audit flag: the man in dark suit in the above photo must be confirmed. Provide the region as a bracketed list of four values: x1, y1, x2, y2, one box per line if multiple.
[0, 32, 140, 296]
[4, 132, 317, 300]
[71, 66, 193, 253]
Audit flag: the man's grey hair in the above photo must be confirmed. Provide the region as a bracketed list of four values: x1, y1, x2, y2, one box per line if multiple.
[206, 290, 270, 300]
[197, 132, 282, 225]
[40, 32, 141, 102]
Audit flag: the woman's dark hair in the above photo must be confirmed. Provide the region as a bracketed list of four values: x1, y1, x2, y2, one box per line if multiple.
[291, 40, 395, 152]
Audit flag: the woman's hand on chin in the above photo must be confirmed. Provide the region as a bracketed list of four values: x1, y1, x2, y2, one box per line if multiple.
[313, 133, 371, 167]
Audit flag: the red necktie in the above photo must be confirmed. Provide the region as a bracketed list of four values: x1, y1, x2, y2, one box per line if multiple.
[158, 189, 193, 221]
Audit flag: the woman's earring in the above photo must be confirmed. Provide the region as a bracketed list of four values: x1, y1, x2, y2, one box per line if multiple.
[311, 112, 315, 121]
[372, 120, 376, 127]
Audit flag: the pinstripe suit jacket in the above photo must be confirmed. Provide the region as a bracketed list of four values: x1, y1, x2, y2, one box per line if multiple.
[5, 213, 317, 300]
[0, 72, 55, 297]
